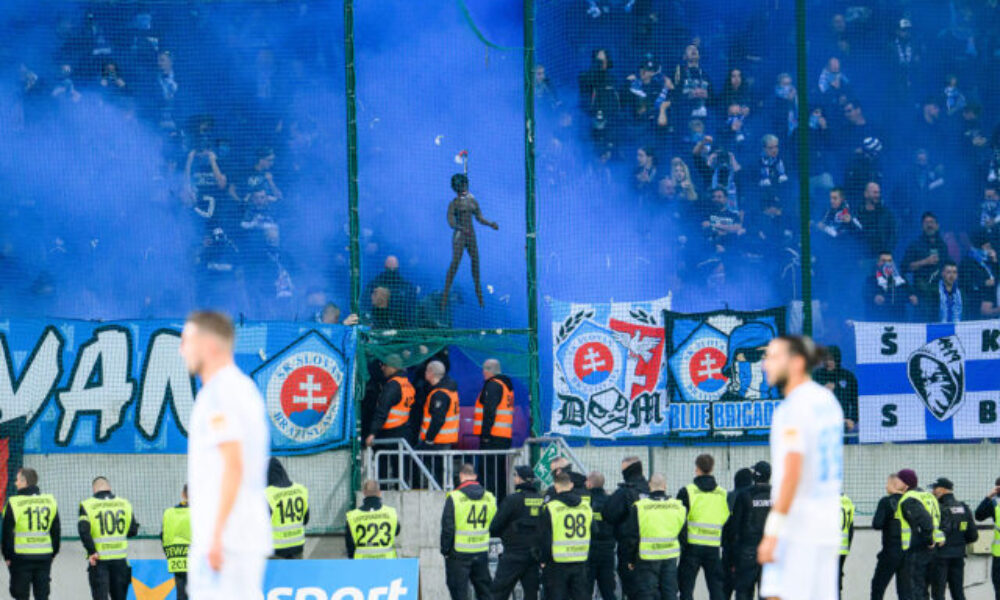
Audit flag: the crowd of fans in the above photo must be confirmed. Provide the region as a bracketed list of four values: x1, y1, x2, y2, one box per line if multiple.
[536, 0, 1000, 347]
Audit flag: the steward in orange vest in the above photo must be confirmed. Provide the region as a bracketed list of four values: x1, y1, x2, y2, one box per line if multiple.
[365, 354, 416, 447]
[420, 361, 460, 448]
[474, 359, 514, 450]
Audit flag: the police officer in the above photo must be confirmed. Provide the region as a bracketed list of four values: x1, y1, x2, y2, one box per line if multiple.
[160, 484, 190, 600]
[895, 469, 938, 600]
[603, 456, 650, 600]
[839, 493, 855, 598]
[930, 477, 977, 600]
[677, 453, 729, 600]
[442, 464, 496, 600]
[266, 457, 310, 559]
[974, 476, 1000, 600]
[346, 479, 400, 559]
[621, 473, 686, 600]
[79, 476, 139, 600]
[586, 471, 617, 600]
[722, 468, 753, 600]
[538, 472, 592, 600]
[1, 468, 60, 600]
[490, 466, 542, 600]
[871, 473, 910, 600]
[727, 461, 771, 600]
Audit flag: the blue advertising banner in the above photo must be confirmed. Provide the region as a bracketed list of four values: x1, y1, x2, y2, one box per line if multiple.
[663, 308, 785, 438]
[128, 558, 419, 600]
[0, 319, 356, 455]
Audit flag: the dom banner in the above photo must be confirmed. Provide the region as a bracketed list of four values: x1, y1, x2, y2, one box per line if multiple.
[664, 308, 785, 438]
[0, 319, 356, 455]
[128, 558, 418, 600]
[854, 320, 1000, 443]
[550, 297, 671, 439]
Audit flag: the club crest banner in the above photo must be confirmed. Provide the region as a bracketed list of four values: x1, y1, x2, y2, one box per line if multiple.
[550, 297, 671, 439]
[0, 319, 356, 455]
[664, 308, 785, 438]
[854, 320, 1000, 443]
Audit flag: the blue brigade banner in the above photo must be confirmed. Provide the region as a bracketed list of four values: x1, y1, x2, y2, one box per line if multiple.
[550, 297, 672, 439]
[854, 320, 1000, 443]
[663, 308, 785, 439]
[128, 558, 419, 600]
[0, 319, 356, 455]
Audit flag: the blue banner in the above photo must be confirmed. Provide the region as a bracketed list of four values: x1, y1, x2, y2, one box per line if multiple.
[0, 319, 356, 455]
[128, 558, 419, 600]
[663, 308, 785, 439]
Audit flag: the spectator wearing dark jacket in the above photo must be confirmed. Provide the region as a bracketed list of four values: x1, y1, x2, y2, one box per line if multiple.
[602, 457, 650, 600]
[903, 212, 949, 301]
[865, 250, 918, 321]
[857, 182, 896, 259]
[812, 346, 859, 432]
[960, 230, 1000, 319]
[930, 478, 977, 600]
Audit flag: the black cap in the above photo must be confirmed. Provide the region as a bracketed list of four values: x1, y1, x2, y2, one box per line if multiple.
[931, 477, 953, 491]
[514, 465, 535, 482]
[639, 59, 659, 72]
[752, 460, 771, 482]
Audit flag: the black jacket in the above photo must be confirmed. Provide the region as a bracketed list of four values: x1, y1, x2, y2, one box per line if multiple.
[1, 486, 61, 562]
[441, 481, 489, 556]
[676, 474, 723, 545]
[588, 487, 615, 549]
[873, 493, 903, 550]
[489, 482, 541, 552]
[424, 376, 459, 444]
[936, 493, 977, 558]
[370, 372, 409, 436]
[899, 489, 934, 551]
[975, 496, 999, 523]
[536, 490, 584, 564]
[726, 482, 772, 550]
[603, 463, 649, 545]
[78, 491, 140, 557]
[477, 374, 513, 443]
[345, 497, 401, 559]
[619, 490, 680, 564]
[544, 470, 588, 502]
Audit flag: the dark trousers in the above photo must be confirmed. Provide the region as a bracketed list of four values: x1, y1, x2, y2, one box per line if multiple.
[992, 556, 1000, 600]
[907, 549, 934, 600]
[478, 438, 511, 501]
[87, 559, 131, 600]
[619, 550, 639, 600]
[839, 554, 847, 598]
[491, 548, 538, 600]
[679, 545, 725, 600]
[588, 545, 617, 600]
[871, 548, 911, 600]
[931, 555, 965, 600]
[446, 553, 492, 600]
[174, 573, 188, 600]
[722, 549, 735, 600]
[543, 562, 589, 600]
[632, 558, 679, 600]
[733, 546, 761, 600]
[9, 560, 51, 600]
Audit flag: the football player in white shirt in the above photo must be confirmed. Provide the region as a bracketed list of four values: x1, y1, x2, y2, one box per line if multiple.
[180, 311, 272, 600]
[757, 336, 844, 600]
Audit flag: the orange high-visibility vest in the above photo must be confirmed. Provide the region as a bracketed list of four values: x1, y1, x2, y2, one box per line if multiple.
[382, 376, 415, 430]
[421, 387, 460, 444]
[473, 378, 514, 439]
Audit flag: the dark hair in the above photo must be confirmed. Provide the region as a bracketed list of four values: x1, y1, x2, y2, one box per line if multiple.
[553, 472, 572, 487]
[776, 335, 824, 370]
[186, 310, 235, 344]
[921, 211, 938, 222]
[942, 259, 958, 270]
[695, 453, 715, 474]
[19, 468, 38, 487]
[877, 249, 893, 258]
[830, 187, 844, 198]
[711, 187, 727, 196]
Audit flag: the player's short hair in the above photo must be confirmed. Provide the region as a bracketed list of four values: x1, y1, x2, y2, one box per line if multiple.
[776, 335, 824, 370]
[460, 463, 477, 478]
[553, 472, 572, 490]
[18, 468, 38, 487]
[186, 310, 235, 345]
[695, 454, 715, 474]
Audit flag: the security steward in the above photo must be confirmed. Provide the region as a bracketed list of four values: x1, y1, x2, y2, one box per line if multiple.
[441, 464, 496, 600]
[1, 468, 60, 600]
[974, 476, 1000, 600]
[266, 457, 310, 559]
[676, 453, 729, 600]
[621, 473, 686, 600]
[160, 484, 190, 600]
[79, 476, 139, 600]
[421, 360, 460, 449]
[346, 479, 400, 559]
[585, 471, 617, 600]
[365, 354, 416, 447]
[726, 461, 771, 600]
[930, 478, 977, 600]
[602, 456, 649, 600]
[474, 358, 514, 450]
[722, 468, 753, 600]
[490, 466, 542, 600]
[871, 473, 910, 600]
[839, 493, 855, 597]
[537, 471, 593, 600]
[895, 469, 938, 600]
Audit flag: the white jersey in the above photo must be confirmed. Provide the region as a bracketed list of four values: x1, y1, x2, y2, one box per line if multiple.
[769, 379, 844, 545]
[187, 363, 272, 556]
